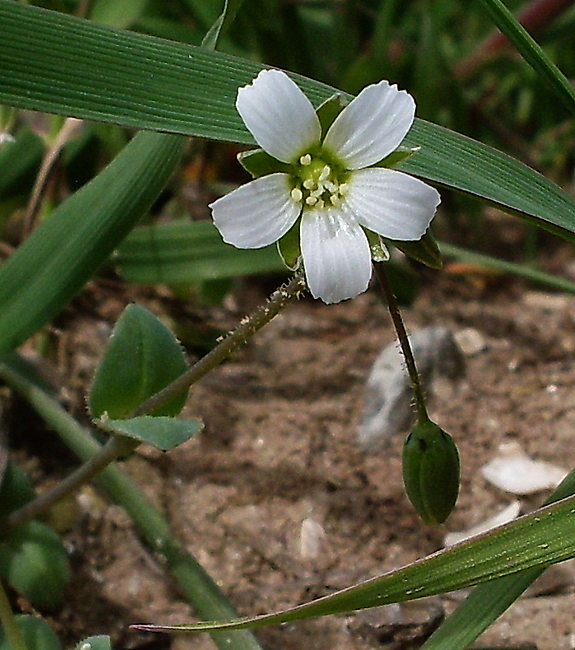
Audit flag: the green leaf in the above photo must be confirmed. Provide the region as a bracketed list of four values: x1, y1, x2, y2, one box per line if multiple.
[113, 220, 286, 284]
[0, 353, 266, 650]
[98, 415, 202, 451]
[238, 149, 291, 178]
[439, 241, 575, 294]
[0, 461, 35, 519]
[476, 0, 575, 116]
[0, 520, 71, 611]
[89, 304, 189, 419]
[136, 492, 575, 633]
[419, 456, 575, 650]
[0, 615, 62, 650]
[201, 0, 245, 50]
[75, 637, 112, 650]
[0, 129, 44, 201]
[392, 230, 443, 270]
[0, 131, 184, 360]
[90, 0, 149, 29]
[1, 2, 575, 240]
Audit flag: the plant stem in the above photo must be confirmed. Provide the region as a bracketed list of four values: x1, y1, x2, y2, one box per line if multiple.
[5, 272, 307, 532]
[0, 580, 29, 650]
[0, 354, 264, 650]
[372, 262, 429, 423]
[133, 272, 307, 416]
[6, 435, 136, 531]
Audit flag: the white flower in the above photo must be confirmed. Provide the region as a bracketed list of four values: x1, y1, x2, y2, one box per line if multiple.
[209, 69, 441, 304]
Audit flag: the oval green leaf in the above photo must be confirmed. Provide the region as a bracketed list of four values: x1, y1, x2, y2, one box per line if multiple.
[98, 415, 202, 451]
[89, 304, 188, 419]
[0, 520, 71, 611]
[0, 615, 63, 650]
[74, 636, 112, 650]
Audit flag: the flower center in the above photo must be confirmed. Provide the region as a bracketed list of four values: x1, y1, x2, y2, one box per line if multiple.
[290, 153, 348, 210]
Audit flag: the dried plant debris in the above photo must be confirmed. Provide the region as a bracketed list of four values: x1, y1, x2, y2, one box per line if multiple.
[358, 326, 466, 451]
[481, 442, 567, 495]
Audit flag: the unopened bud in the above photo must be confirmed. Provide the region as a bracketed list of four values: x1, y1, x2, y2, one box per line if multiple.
[402, 419, 460, 525]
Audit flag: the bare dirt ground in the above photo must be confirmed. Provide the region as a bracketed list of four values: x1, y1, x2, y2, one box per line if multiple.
[10, 256, 575, 650]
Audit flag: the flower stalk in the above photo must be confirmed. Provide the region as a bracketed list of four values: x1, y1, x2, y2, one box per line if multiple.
[372, 261, 429, 423]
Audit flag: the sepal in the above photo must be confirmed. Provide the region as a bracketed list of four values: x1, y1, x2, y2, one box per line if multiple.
[277, 220, 301, 270]
[238, 148, 291, 178]
[316, 93, 349, 136]
[374, 145, 421, 169]
[391, 230, 443, 269]
[366, 230, 390, 262]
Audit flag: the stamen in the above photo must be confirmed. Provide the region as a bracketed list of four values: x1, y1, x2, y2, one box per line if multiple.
[294, 155, 345, 212]
[291, 188, 303, 202]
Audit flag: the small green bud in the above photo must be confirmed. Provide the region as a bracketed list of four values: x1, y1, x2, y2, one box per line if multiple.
[402, 419, 460, 525]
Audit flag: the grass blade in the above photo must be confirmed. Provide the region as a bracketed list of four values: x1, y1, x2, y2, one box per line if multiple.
[0, 132, 185, 358]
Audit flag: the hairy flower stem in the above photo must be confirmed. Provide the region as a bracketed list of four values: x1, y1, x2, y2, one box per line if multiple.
[373, 261, 429, 423]
[4, 272, 307, 531]
[0, 579, 29, 650]
[134, 272, 307, 416]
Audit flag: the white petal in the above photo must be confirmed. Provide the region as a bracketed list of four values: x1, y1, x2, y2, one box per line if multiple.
[209, 174, 300, 248]
[300, 207, 372, 304]
[323, 81, 415, 169]
[236, 69, 321, 163]
[343, 168, 440, 241]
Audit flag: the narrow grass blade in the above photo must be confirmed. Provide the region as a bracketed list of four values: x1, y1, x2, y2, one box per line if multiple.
[0, 132, 185, 359]
[1, 2, 575, 240]
[476, 0, 575, 115]
[113, 220, 286, 284]
[137, 493, 575, 632]
[420, 464, 575, 650]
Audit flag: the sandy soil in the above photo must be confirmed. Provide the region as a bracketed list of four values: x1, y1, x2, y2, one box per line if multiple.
[9, 270, 575, 650]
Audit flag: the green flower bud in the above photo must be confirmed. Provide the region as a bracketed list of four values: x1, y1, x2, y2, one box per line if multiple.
[402, 419, 460, 525]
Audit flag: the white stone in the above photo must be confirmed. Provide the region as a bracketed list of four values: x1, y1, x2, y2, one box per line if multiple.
[481, 442, 567, 494]
[444, 501, 521, 547]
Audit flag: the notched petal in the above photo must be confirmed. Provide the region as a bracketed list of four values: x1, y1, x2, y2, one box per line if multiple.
[324, 80, 415, 170]
[344, 168, 440, 241]
[236, 69, 321, 164]
[209, 173, 301, 249]
[300, 208, 372, 304]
